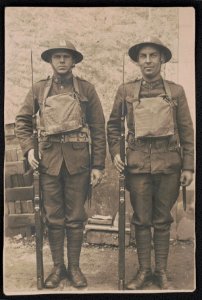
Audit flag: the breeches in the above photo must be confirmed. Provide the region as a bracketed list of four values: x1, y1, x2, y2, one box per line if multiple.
[40, 163, 90, 229]
[127, 172, 181, 230]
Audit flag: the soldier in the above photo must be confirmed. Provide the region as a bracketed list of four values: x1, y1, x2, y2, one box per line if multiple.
[107, 37, 194, 289]
[15, 40, 106, 289]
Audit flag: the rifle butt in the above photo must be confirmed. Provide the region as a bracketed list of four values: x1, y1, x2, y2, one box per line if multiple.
[35, 210, 44, 289]
[182, 186, 186, 211]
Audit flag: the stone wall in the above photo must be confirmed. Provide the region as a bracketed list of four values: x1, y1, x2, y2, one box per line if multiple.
[5, 8, 195, 240]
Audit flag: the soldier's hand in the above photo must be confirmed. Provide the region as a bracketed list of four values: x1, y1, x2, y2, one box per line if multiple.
[28, 148, 41, 170]
[180, 170, 193, 187]
[114, 154, 125, 172]
[91, 169, 104, 188]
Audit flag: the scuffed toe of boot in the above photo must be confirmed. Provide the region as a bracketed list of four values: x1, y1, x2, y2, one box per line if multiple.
[153, 270, 173, 289]
[45, 264, 67, 289]
[126, 269, 152, 290]
[68, 266, 87, 288]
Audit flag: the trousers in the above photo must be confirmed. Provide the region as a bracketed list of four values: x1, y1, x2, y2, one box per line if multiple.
[40, 161, 90, 229]
[127, 172, 181, 230]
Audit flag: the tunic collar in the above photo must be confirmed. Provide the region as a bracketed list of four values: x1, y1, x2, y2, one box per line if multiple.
[53, 73, 73, 85]
[141, 78, 163, 89]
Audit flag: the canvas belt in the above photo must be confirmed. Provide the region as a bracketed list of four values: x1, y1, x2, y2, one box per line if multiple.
[39, 132, 89, 143]
[127, 131, 180, 151]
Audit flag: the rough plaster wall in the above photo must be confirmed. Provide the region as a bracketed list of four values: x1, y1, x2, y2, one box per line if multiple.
[5, 7, 181, 216]
[5, 7, 179, 124]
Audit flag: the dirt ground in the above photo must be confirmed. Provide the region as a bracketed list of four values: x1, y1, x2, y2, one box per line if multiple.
[3, 236, 195, 295]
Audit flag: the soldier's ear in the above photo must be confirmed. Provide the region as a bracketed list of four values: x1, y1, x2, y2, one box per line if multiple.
[49, 54, 53, 64]
[72, 57, 76, 68]
[136, 54, 140, 66]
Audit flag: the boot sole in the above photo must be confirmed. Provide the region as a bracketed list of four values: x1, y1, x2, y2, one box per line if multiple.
[45, 274, 67, 289]
[126, 278, 153, 290]
[153, 276, 171, 290]
[67, 273, 88, 288]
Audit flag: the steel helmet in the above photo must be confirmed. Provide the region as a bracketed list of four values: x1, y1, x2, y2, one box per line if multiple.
[128, 37, 172, 63]
[41, 40, 83, 64]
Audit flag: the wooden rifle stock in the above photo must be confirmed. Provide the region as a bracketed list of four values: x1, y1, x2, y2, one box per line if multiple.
[118, 54, 126, 290]
[180, 147, 186, 211]
[31, 51, 44, 289]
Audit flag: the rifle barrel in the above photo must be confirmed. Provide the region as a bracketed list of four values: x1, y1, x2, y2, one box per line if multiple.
[118, 53, 126, 290]
[31, 50, 44, 289]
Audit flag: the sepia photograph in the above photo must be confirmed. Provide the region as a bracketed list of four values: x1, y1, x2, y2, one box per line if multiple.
[4, 7, 195, 295]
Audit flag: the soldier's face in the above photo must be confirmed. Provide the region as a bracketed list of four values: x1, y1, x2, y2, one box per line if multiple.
[50, 51, 75, 75]
[137, 46, 162, 80]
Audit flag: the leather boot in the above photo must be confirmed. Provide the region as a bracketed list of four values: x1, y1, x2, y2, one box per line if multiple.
[126, 226, 152, 290]
[66, 228, 87, 288]
[45, 227, 67, 288]
[153, 228, 172, 289]
[45, 265, 67, 289]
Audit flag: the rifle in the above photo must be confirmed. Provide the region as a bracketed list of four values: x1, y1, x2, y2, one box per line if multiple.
[31, 50, 44, 289]
[182, 186, 186, 211]
[118, 53, 126, 290]
[181, 147, 186, 211]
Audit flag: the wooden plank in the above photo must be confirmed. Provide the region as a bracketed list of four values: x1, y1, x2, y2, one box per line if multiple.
[21, 200, 28, 213]
[5, 136, 19, 148]
[8, 213, 35, 228]
[86, 230, 130, 246]
[23, 170, 33, 186]
[8, 202, 15, 214]
[17, 174, 25, 186]
[88, 218, 113, 225]
[27, 200, 34, 213]
[6, 186, 34, 202]
[5, 127, 15, 137]
[5, 175, 12, 188]
[88, 215, 113, 225]
[5, 149, 12, 162]
[15, 200, 22, 214]
[85, 224, 130, 232]
[5, 160, 26, 176]
[17, 149, 24, 161]
[6, 226, 32, 237]
[10, 174, 19, 187]
[10, 149, 18, 161]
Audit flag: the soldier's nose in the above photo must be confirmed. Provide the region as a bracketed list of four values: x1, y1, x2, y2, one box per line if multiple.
[146, 55, 151, 63]
[60, 56, 65, 63]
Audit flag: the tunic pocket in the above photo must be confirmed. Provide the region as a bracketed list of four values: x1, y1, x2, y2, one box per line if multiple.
[126, 148, 145, 170]
[165, 151, 182, 171]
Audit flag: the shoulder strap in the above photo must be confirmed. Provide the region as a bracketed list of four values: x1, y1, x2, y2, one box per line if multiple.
[133, 80, 142, 101]
[43, 77, 53, 104]
[73, 76, 80, 94]
[163, 80, 172, 98]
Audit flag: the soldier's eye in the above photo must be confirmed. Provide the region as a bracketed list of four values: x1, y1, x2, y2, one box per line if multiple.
[53, 55, 60, 59]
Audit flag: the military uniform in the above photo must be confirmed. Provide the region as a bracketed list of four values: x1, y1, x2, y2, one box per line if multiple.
[108, 77, 193, 226]
[107, 37, 194, 289]
[15, 41, 106, 289]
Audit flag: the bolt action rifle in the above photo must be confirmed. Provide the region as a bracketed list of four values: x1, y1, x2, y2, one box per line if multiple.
[181, 147, 186, 211]
[31, 50, 44, 289]
[118, 54, 126, 290]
